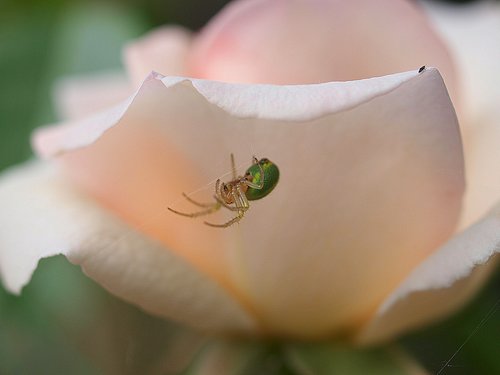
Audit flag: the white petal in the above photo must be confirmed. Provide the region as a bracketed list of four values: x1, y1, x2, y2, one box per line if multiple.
[54, 71, 133, 121]
[356, 203, 500, 344]
[34, 69, 425, 157]
[123, 26, 193, 87]
[33, 68, 464, 338]
[421, 0, 500, 122]
[0, 161, 256, 333]
[189, 0, 458, 103]
[160, 69, 421, 120]
[226, 69, 464, 338]
[422, 0, 500, 228]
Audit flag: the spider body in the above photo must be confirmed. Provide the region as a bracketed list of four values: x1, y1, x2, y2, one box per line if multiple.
[168, 155, 279, 228]
[245, 158, 280, 200]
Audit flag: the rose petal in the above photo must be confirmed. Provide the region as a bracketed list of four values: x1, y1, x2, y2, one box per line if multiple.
[34, 76, 142, 159]
[422, 0, 500, 124]
[32, 69, 431, 280]
[0, 160, 256, 333]
[422, 1, 500, 228]
[34, 69, 426, 159]
[225, 69, 464, 338]
[33, 68, 463, 338]
[53, 71, 133, 121]
[189, 0, 458, 102]
[124, 26, 193, 87]
[356, 203, 500, 344]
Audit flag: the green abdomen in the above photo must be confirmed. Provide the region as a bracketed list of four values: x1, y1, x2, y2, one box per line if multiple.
[245, 159, 280, 201]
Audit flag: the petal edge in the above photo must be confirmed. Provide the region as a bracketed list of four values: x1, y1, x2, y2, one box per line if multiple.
[0, 161, 257, 333]
[356, 204, 500, 344]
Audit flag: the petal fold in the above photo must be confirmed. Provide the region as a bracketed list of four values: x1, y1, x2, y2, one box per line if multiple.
[0, 161, 256, 333]
[226, 68, 464, 338]
[189, 0, 457, 101]
[33, 68, 464, 338]
[422, 0, 500, 228]
[34, 68, 425, 158]
[53, 71, 133, 121]
[356, 203, 500, 344]
[124, 26, 193, 87]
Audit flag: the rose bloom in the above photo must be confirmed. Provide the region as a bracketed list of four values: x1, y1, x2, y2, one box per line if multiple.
[0, 0, 499, 363]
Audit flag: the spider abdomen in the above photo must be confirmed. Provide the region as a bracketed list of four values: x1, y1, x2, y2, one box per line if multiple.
[245, 158, 280, 201]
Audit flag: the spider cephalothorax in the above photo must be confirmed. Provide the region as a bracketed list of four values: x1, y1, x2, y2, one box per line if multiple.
[168, 154, 279, 228]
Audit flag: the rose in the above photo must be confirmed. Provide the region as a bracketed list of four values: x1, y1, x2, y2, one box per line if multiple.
[0, 0, 498, 362]
[421, 0, 500, 230]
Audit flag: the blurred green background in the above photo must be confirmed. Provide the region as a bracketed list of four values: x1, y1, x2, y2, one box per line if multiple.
[0, 0, 498, 374]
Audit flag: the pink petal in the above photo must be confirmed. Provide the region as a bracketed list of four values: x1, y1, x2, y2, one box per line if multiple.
[423, 1, 500, 229]
[224, 69, 464, 338]
[0, 161, 256, 333]
[356, 203, 500, 344]
[53, 71, 133, 121]
[422, 0, 500, 124]
[124, 26, 193, 86]
[189, 0, 458, 102]
[33, 69, 463, 337]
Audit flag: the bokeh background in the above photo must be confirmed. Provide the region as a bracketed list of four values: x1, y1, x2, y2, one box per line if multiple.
[0, 0, 498, 374]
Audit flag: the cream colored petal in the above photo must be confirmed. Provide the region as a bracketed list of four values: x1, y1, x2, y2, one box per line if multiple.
[124, 26, 193, 87]
[422, 0, 500, 123]
[0, 160, 256, 333]
[34, 75, 141, 158]
[54, 71, 133, 121]
[356, 203, 500, 345]
[226, 69, 464, 338]
[422, 1, 500, 228]
[189, 0, 458, 102]
[32, 69, 463, 338]
[33, 68, 427, 157]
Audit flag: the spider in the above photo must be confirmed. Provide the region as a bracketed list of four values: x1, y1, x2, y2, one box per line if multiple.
[168, 154, 280, 228]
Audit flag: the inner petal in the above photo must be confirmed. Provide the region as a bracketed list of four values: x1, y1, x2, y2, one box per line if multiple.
[189, 0, 458, 103]
[228, 74, 464, 338]
[35, 70, 463, 338]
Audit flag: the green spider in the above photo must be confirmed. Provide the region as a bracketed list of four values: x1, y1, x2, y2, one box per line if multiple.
[168, 154, 280, 228]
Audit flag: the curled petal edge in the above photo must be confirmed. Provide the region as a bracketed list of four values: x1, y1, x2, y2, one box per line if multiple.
[356, 203, 500, 344]
[0, 161, 257, 333]
[53, 71, 133, 121]
[33, 68, 427, 158]
[123, 26, 193, 87]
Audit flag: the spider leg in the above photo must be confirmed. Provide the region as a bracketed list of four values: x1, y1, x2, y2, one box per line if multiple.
[214, 180, 245, 211]
[213, 180, 239, 211]
[215, 179, 223, 201]
[204, 210, 245, 228]
[255, 158, 265, 189]
[245, 179, 262, 189]
[205, 188, 248, 227]
[213, 194, 240, 211]
[181, 192, 214, 207]
[168, 202, 221, 218]
[236, 185, 249, 209]
[244, 157, 265, 189]
[230, 153, 237, 180]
